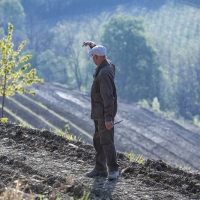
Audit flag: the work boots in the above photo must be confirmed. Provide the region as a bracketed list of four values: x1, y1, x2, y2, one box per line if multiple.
[108, 171, 119, 180]
[86, 168, 108, 177]
[86, 168, 119, 180]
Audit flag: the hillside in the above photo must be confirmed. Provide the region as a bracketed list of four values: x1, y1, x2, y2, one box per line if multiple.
[0, 121, 200, 200]
[3, 82, 200, 171]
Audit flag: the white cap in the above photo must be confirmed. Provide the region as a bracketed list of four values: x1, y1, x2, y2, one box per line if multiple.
[89, 45, 107, 56]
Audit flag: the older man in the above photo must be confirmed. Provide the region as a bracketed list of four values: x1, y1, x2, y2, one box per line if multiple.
[82, 41, 119, 180]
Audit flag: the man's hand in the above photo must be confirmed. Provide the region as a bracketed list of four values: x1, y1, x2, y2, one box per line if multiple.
[105, 121, 114, 130]
[82, 41, 96, 49]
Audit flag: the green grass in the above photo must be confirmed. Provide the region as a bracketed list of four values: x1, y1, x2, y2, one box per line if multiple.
[126, 150, 145, 165]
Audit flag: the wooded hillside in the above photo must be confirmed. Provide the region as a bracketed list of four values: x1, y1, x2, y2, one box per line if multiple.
[1, 0, 200, 123]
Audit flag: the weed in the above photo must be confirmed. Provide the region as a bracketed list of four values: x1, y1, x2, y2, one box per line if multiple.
[79, 190, 91, 200]
[126, 150, 134, 161]
[125, 151, 145, 164]
[193, 115, 200, 128]
[64, 123, 70, 134]
[19, 121, 32, 128]
[152, 97, 161, 112]
[136, 154, 145, 165]
[138, 99, 150, 108]
[1, 117, 8, 123]
[70, 190, 91, 200]
[67, 134, 82, 142]
[164, 111, 175, 119]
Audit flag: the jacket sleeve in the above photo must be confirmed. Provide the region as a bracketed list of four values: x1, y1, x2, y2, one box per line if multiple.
[98, 72, 116, 122]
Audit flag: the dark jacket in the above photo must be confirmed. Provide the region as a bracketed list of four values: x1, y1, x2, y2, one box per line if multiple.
[91, 59, 117, 121]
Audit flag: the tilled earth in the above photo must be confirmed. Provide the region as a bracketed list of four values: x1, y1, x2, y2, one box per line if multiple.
[30, 83, 200, 170]
[0, 122, 200, 200]
[3, 82, 200, 171]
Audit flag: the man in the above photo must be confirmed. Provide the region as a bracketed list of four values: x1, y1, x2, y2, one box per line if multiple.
[82, 41, 119, 180]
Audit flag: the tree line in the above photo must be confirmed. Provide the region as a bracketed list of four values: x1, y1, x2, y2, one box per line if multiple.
[0, 0, 200, 123]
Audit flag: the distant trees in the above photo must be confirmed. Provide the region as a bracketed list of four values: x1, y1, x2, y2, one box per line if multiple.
[1, 0, 200, 122]
[177, 0, 200, 7]
[142, 3, 200, 119]
[50, 22, 83, 89]
[0, 0, 25, 31]
[36, 50, 67, 83]
[101, 15, 161, 102]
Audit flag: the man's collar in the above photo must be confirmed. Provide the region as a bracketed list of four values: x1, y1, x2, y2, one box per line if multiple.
[94, 59, 108, 77]
[97, 59, 108, 71]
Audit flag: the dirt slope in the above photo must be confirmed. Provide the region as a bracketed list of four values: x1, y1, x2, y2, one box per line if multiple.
[31, 82, 200, 170]
[4, 82, 200, 170]
[0, 122, 200, 200]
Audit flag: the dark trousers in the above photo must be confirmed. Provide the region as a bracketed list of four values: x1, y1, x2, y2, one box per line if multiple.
[93, 120, 119, 172]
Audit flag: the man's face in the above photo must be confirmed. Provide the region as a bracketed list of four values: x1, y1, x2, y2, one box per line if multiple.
[92, 54, 99, 66]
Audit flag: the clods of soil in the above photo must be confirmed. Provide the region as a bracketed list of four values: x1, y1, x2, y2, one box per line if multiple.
[0, 122, 199, 199]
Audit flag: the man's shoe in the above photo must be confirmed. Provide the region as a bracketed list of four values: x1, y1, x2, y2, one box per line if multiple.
[86, 168, 108, 178]
[108, 171, 119, 180]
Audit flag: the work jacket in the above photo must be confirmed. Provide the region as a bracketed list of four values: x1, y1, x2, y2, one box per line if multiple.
[91, 59, 117, 122]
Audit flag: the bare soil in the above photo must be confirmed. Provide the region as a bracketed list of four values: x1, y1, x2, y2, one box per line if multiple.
[1, 82, 200, 199]
[7, 82, 199, 170]
[0, 122, 200, 200]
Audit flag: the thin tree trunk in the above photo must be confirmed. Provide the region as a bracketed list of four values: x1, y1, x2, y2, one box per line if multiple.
[1, 94, 5, 118]
[1, 73, 7, 118]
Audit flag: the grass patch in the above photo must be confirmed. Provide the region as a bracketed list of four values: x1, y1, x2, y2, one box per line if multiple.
[126, 150, 145, 165]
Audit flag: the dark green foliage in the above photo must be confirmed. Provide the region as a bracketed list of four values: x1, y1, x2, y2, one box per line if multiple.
[101, 15, 161, 102]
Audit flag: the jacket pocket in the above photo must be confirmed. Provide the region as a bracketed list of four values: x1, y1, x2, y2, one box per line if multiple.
[92, 91, 102, 102]
[92, 106, 104, 119]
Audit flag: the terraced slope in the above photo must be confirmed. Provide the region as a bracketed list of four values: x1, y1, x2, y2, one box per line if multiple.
[3, 82, 200, 170]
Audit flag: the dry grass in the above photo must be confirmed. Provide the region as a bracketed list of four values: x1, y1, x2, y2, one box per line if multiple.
[0, 180, 40, 200]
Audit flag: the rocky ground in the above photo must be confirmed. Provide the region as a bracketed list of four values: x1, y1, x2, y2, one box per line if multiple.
[0, 122, 200, 200]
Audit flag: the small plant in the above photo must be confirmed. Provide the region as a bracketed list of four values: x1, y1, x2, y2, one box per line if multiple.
[126, 151, 145, 164]
[136, 154, 145, 165]
[164, 111, 175, 119]
[19, 121, 31, 128]
[68, 134, 82, 142]
[125, 150, 134, 162]
[1, 117, 8, 123]
[64, 123, 82, 141]
[70, 190, 91, 200]
[0, 23, 43, 118]
[152, 97, 161, 112]
[79, 190, 91, 200]
[64, 123, 70, 134]
[193, 115, 200, 128]
[54, 128, 65, 137]
[138, 99, 150, 108]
